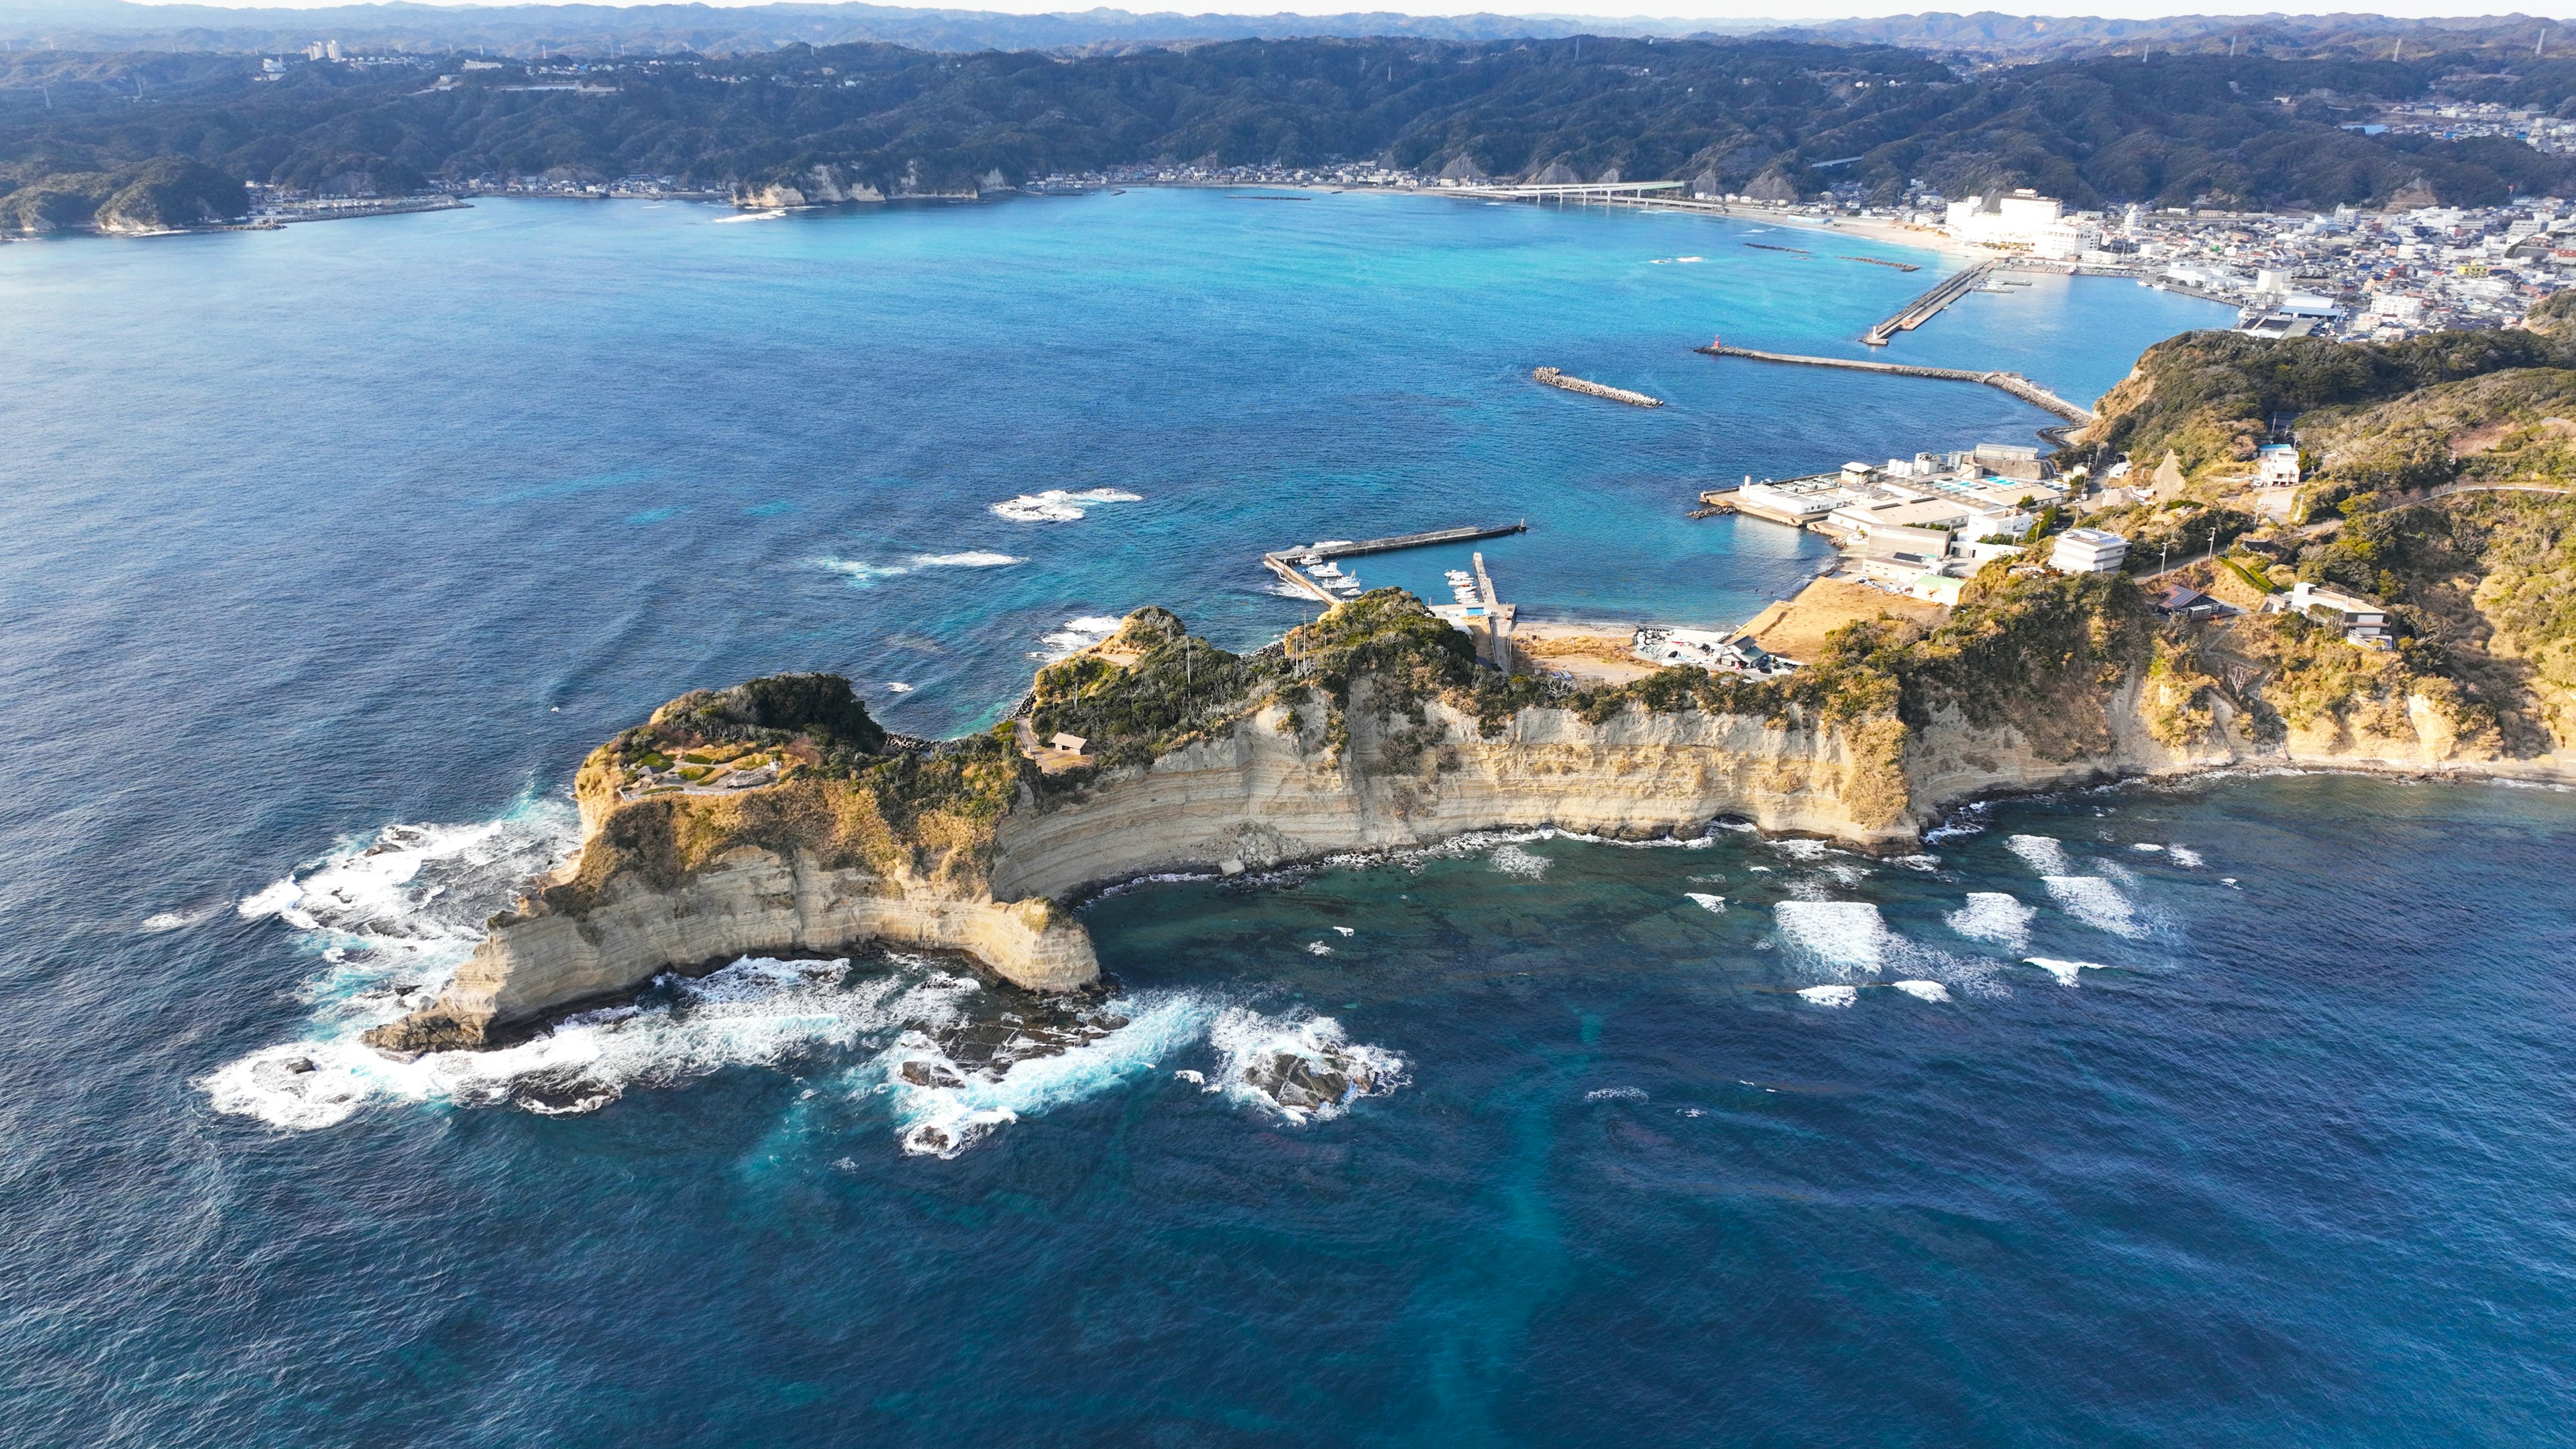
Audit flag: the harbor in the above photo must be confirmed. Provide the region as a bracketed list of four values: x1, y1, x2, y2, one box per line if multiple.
[1260, 523, 1529, 605]
[1262, 525, 1527, 667]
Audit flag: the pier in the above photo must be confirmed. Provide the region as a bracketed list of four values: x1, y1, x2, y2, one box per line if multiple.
[1262, 522, 1530, 604]
[1697, 343, 2096, 425]
[1862, 260, 1995, 345]
[1534, 367, 1664, 408]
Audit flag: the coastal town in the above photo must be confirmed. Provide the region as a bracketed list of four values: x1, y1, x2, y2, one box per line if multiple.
[1020, 160, 2576, 340]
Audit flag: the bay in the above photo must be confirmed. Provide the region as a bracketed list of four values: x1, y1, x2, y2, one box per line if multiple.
[9, 191, 2569, 1447]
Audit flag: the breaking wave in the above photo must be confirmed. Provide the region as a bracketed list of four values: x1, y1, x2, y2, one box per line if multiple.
[990, 488, 1142, 523]
[230, 797, 580, 1037]
[1489, 843, 1550, 877]
[204, 954, 980, 1131]
[2041, 875, 2146, 937]
[1684, 892, 1726, 914]
[1796, 984, 1858, 1008]
[1032, 614, 1124, 661]
[1773, 900, 2002, 998]
[1774, 901, 1895, 974]
[1208, 1005, 1407, 1126]
[1892, 979, 1951, 1002]
[1947, 892, 2035, 951]
[2005, 834, 2072, 875]
[878, 991, 1216, 1159]
[2025, 957, 2115, 987]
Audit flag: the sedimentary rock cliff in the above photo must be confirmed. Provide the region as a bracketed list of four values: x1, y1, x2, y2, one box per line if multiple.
[369, 572, 2573, 1055]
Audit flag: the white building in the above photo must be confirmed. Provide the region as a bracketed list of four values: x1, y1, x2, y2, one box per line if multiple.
[2284, 581, 2392, 647]
[1945, 189, 2067, 250]
[2051, 528, 2129, 573]
[2256, 444, 2302, 486]
[1734, 476, 1854, 527]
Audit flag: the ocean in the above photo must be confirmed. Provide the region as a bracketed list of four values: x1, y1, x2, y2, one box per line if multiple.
[5, 191, 2571, 1446]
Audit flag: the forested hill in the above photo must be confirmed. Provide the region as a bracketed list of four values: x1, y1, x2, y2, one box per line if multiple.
[7, 38, 2576, 220]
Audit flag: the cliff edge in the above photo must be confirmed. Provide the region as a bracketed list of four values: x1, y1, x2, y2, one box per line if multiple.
[370, 549, 2573, 1054]
[370, 574, 2218, 1053]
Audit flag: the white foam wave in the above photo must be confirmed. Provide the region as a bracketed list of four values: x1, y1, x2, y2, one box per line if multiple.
[142, 904, 221, 932]
[1489, 843, 1550, 877]
[1776, 900, 2004, 998]
[911, 551, 1022, 568]
[1685, 892, 1726, 913]
[1032, 614, 1124, 661]
[1585, 1087, 1648, 1101]
[713, 207, 788, 223]
[1796, 984, 1858, 1008]
[2041, 875, 2145, 937]
[2025, 957, 2114, 987]
[1209, 1006, 1407, 1125]
[817, 557, 906, 586]
[1774, 901, 1892, 974]
[205, 955, 979, 1130]
[1947, 892, 2035, 951]
[819, 551, 1024, 587]
[2006, 834, 2071, 874]
[1892, 979, 1951, 1002]
[991, 488, 1142, 523]
[1305, 941, 1335, 955]
[234, 799, 580, 1030]
[2168, 845, 2206, 868]
[882, 991, 1214, 1157]
[2131, 843, 2163, 853]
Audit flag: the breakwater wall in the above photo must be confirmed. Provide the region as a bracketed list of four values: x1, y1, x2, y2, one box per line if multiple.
[1864, 260, 1994, 345]
[1534, 367, 1664, 409]
[1696, 344, 2096, 425]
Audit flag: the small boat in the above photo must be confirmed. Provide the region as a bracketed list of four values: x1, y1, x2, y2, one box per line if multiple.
[1307, 563, 1344, 579]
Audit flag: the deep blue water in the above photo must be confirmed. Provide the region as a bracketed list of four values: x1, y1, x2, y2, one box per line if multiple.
[8, 192, 2573, 1446]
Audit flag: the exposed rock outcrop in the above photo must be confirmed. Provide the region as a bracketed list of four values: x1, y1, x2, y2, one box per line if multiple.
[370, 568, 2575, 1056]
[733, 164, 886, 209]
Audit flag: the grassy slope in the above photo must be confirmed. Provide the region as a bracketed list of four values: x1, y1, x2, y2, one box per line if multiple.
[2078, 320, 2576, 755]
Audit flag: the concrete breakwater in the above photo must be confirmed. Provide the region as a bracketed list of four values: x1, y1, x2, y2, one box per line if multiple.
[1696, 344, 2096, 425]
[1864, 260, 1996, 345]
[1534, 367, 1664, 409]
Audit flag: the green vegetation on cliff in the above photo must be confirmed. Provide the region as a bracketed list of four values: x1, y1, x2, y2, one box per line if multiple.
[2078, 317, 2576, 758]
[0, 155, 244, 231]
[2082, 327, 2576, 487]
[543, 672, 1030, 918]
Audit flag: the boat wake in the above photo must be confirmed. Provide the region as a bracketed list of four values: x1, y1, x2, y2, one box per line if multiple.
[990, 488, 1142, 523]
[817, 551, 1023, 587]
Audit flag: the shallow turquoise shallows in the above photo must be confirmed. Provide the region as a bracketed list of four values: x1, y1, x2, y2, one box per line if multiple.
[9, 193, 2571, 1448]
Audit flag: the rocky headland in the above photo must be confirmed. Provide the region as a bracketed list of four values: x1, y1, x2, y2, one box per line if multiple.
[366, 541, 2575, 1061]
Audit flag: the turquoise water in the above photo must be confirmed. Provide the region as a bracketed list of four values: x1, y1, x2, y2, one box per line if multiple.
[13, 193, 2569, 1446]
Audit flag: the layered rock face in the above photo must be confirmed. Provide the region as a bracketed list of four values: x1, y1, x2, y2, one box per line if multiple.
[368, 845, 1093, 1053]
[370, 639, 2572, 1057]
[994, 691, 1921, 898]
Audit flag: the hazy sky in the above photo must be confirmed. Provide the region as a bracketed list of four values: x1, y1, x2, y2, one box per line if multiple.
[105, 0, 2576, 19]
